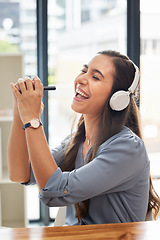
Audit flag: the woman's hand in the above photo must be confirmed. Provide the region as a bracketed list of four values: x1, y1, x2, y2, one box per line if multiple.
[10, 76, 43, 124]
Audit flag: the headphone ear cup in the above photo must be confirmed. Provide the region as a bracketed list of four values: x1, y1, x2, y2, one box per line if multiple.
[109, 90, 130, 111]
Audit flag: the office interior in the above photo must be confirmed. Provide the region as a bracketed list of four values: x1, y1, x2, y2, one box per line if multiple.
[0, 0, 160, 228]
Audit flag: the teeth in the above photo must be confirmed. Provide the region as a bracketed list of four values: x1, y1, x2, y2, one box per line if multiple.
[76, 89, 88, 98]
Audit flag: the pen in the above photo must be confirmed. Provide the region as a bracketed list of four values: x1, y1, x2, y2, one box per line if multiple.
[43, 86, 56, 91]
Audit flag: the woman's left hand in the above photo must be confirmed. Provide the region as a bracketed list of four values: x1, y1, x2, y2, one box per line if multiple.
[10, 76, 43, 124]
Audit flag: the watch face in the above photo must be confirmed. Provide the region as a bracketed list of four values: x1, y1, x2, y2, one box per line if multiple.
[30, 119, 40, 128]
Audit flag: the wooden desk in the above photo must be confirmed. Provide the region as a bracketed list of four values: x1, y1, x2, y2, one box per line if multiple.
[0, 221, 159, 240]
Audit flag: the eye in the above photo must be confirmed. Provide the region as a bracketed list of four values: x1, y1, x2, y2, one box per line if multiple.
[81, 69, 87, 73]
[93, 76, 100, 81]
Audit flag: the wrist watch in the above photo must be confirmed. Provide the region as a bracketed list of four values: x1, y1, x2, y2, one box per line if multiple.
[23, 118, 42, 130]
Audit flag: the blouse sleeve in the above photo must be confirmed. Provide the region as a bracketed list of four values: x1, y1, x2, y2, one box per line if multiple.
[40, 130, 150, 207]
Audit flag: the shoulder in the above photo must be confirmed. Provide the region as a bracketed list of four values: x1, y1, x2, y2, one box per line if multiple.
[97, 127, 149, 167]
[99, 127, 145, 151]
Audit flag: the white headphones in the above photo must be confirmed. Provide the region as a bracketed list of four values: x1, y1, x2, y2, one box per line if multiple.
[109, 61, 139, 111]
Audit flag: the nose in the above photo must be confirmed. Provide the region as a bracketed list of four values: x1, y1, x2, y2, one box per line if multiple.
[76, 73, 88, 86]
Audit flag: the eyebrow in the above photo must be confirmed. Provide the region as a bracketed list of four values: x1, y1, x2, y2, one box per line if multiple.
[83, 64, 104, 78]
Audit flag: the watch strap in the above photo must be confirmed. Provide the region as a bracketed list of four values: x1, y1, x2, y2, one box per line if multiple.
[23, 122, 31, 130]
[23, 120, 42, 130]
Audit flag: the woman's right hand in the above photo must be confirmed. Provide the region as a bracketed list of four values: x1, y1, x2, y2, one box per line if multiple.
[10, 77, 44, 125]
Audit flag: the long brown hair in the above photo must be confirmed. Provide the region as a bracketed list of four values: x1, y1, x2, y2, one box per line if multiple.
[61, 50, 160, 221]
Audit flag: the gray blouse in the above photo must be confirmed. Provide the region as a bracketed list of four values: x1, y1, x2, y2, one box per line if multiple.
[27, 126, 150, 225]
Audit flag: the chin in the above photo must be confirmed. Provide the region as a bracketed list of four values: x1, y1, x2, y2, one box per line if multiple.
[71, 103, 84, 114]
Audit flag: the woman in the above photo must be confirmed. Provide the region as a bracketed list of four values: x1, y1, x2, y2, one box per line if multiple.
[8, 50, 160, 225]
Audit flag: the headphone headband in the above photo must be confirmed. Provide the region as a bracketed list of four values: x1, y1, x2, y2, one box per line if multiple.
[128, 61, 140, 94]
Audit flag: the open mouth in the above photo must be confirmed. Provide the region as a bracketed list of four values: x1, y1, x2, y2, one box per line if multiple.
[75, 89, 90, 100]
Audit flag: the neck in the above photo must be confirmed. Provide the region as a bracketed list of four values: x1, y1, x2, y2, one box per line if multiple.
[83, 114, 100, 146]
[85, 136, 96, 146]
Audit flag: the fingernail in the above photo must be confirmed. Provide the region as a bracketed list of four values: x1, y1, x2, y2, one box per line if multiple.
[34, 76, 40, 80]
[24, 76, 30, 80]
[18, 78, 23, 82]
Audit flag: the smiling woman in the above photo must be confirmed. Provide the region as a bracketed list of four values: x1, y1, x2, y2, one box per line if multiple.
[7, 50, 160, 225]
[71, 54, 114, 117]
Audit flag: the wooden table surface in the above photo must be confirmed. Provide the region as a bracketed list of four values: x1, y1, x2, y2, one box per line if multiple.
[0, 221, 159, 240]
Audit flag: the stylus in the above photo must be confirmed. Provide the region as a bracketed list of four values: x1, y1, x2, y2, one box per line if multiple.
[43, 86, 56, 91]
